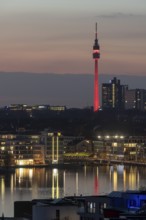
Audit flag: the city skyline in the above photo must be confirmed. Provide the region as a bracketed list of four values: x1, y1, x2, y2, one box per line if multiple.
[0, 0, 146, 75]
[0, 72, 146, 108]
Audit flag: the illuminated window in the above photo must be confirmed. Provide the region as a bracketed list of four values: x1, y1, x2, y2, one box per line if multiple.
[31, 136, 39, 139]
[88, 202, 96, 213]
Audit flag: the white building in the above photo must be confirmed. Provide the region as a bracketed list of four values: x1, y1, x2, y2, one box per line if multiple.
[32, 198, 79, 220]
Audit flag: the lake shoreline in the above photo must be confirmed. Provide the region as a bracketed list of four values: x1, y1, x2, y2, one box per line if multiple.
[1, 158, 146, 171]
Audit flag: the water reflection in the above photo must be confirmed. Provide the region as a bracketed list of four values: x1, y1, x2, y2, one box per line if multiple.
[52, 168, 59, 198]
[0, 165, 146, 216]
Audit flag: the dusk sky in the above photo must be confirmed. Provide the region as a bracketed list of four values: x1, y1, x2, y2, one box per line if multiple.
[0, 0, 146, 75]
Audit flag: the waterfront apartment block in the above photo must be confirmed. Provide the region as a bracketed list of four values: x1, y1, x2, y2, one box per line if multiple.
[0, 134, 43, 166]
[1, 132, 146, 166]
[0, 132, 64, 166]
[94, 135, 146, 161]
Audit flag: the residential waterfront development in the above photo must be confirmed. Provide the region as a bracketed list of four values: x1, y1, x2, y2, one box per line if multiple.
[1, 130, 146, 167]
[1, 102, 146, 167]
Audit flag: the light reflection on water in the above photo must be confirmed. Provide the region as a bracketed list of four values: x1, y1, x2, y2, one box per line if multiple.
[0, 165, 146, 216]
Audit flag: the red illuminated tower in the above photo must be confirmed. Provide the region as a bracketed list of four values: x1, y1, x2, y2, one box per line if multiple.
[93, 23, 100, 112]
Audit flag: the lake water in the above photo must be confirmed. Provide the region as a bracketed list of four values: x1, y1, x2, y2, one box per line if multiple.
[0, 165, 146, 216]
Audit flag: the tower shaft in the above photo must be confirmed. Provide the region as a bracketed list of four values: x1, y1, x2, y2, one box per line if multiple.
[94, 59, 99, 111]
[93, 23, 100, 112]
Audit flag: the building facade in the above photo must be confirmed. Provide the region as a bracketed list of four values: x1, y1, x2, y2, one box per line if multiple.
[125, 89, 146, 111]
[95, 135, 146, 161]
[41, 131, 64, 164]
[102, 77, 128, 110]
[0, 132, 64, 166]
[0, 134, 44, 166]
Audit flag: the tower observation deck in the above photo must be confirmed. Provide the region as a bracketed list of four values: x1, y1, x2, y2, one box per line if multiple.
[93, 23, 100, 111]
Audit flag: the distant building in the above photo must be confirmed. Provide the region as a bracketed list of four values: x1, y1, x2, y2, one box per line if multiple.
[48, 106, 66, 111]
[125, 89, 146, 111]
[102, 77, 128, 110]
[7, 104, 66, 111]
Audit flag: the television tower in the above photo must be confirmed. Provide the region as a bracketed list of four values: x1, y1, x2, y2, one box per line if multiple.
[93, 23, 100, 112]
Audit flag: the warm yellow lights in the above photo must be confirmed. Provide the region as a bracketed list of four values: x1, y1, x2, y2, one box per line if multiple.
[17, 159, 33, 166]
[48, 133, 53, 136]
[53, 168, 58, 176]
[85, 140, 90, 143]
[113, 143, 118, 147]
[57, 136, 59, 162]
[1, 178, 5, 199]
[19, 161, 24, 166]
[96, 135, 125, 140]
[113, 170, 117, 191]
[10, 146, 14, 150]
[52, 135, 60, 164]
[29, 169, 33, 179]
[31, 135, 39, 139]
[52, 168, 59, 198]
[52, 136, 54, 163]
